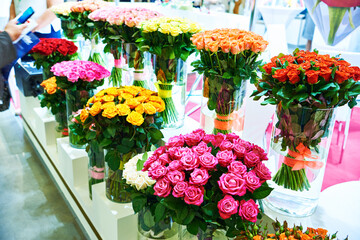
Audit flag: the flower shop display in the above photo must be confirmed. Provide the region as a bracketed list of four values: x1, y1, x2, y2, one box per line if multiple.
[124, 152, 180, 239]
[251, 49, 360, 216]
[68, 0, 111, 65]
[80, 86, 164, 203]
[131, 129, 272, 239]
[51, 2, 79, 40]
[30, 38, 78, 79]
[304, 0, 360, 45]
[51, 60, 109, 148]
[138, 17, 202, 128]
[191, 29, 268, 135]
[39, 77, 68, 137]
[89, 7, 162, 87]
[236, 219, 341, 240]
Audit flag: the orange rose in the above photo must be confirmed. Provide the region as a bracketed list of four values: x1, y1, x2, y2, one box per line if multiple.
[336, 60, 351, 67]
[335, 71, 350, 84]
[143, 103, 157, 115]
[287, 69, 300, 84]
[319, 68, 332, 81]
[89, 102, 102, 116]
[305, 70, 319, 84]
[102, 105, 118, 119]
[126, 111, 144, 126]
[46, 83, 57, 94]
[206, 41, 219, 52]
[116, 104, 131, 116]
[262, 62, 276, 74]
[80, 109, 89, 122]
[273, 69, 289, 82]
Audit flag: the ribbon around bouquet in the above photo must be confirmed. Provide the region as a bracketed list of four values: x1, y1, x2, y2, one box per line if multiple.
[284, 143, 324, 171]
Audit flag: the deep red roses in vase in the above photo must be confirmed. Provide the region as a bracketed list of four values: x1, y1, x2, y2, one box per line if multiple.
[141, 129, 273, 237]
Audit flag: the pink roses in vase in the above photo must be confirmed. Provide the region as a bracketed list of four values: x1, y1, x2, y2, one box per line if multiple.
[138, 129, 272, 238]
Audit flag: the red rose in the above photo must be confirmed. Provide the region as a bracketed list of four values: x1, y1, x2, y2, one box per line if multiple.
[299, 62, 311, 70]
[287, 69, 300, 84]
[58, 45, 69, 55]
[262, 62, 276, 74]
[335, 71, 350, 84]
[272, 69, 289, 82]
[336, 60, 351, 67]
[319, 68, 332, 81]
[305, 70, 319, 84]
[244, 151, 261, 168]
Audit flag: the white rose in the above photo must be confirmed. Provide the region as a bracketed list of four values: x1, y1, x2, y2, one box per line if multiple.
[125, 171, 138, 185]
[135, 176, 148, 191]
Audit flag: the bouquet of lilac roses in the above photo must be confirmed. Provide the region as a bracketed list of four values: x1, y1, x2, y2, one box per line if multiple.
[132, 129, 273, 238]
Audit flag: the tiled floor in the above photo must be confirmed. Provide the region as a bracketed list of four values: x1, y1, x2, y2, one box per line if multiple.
[0, 108, 87, 240]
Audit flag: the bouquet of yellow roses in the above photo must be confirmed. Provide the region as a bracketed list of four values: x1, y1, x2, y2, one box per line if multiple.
[80, 86, 165, 203]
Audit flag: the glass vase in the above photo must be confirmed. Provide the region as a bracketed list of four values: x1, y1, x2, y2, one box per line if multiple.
[54, 110, 68, 137]
[153, 56, 187, 129]
[200, 75, 247, 135]
[87, 142, 105, 200]
[88, 35, 106, 67]
[264, 104, 336, 217]
[65, 89, 93, 149]
[180, 224, 227, 240]
[138, 208, 179, 240]
[109, 45, 123, 87]
[42, 67, 53, 80]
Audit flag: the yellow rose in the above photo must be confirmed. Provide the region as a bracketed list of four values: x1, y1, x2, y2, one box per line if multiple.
[125, 98, 140, 109]
[121, 92, 134, 100]
[80, 109, 89, 122]
[134, 96, 148, 103]
[170, 27, 182, 37]
[95, 90, 105, 98]
[135, 104, 144, 114]
[87, 97, 95, 107]
[159, 23, 171, 34]
[102, 106, 118, 119]
[116, 104, 131, 116]
[149, 96, 164, 104]
[139, 89, 155, 97]
[148, 22, 159, 32]
[126, 111, 144, 126]
[102, 95, 114, 102]
[180, 23, 191, 33]
[46, 84, 57, 94]
[89, 102, 102, 116]
[118, 96, 123, 103]
[143, 103, 157, 115]
[106, 87, 119, 96]
[189, 23, 201, 33]
[149, 101, 165, 112]
[101, 102, 115, 109]
[123, 86, 141, 96]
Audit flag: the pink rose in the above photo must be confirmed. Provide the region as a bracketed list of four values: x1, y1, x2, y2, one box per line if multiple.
[214, 133, 226, 147]
[219, 141, 233, 151]
[85, 70, 96, 82]
[203, 134, 215, 145]
[184, 132, 202, 146]
[148, 165, 167, 180]
[142, 154, 156, 171]
[68, 72, 80, 82]
[153, 146, 166, 157]
[172, 181, 188, 198]
[228, 161, 247, 176]
[244, 171, 261, 192]
[199, 152, 218, 170]
[239, 199, 259, 223]
[168, 160, 183, 171]
[244, 151, 261, 168]
[253, 163, 271, 183]
[192, 129, 206, 138]
[233, 144, 247, 159]
[252, 145, 268, 161]
[167, 170, 185, 185]
[168, 147, 182, 160]
[166, 135, 185, 148]
[218, 173, 246, 196]
[148, 160, 162, 172]
[159, 153, 170, 165]
[226, 133, 240, 142]
[184, 185, 204, 206]
[234, 139, 253, 151]
[217, 195, 239, 219]
[189, 168, 210, 185]
[153, 178, 172, 198]
[192, 141, 211, 156]
[216, 150, 236, 167]
[180, 153, 199, 171]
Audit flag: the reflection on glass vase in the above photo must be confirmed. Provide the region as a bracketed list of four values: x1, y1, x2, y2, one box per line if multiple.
[105, 150, 135, 203]
[264, 104, 336, 217]
[200, 75, 247, 135]
[153, 56, 186, 129]
[180, 224, 227, 240]
[66, 89, 93, 149]
[54, 111, 68, 137]
[138, 208, 179, 240]
[88, 35, 105, 67]
[87, 141, 105, 199]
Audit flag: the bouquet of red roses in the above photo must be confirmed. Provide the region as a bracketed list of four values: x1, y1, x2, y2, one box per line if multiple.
[30, 38, 78, 79]
[133, 129, 273, 238]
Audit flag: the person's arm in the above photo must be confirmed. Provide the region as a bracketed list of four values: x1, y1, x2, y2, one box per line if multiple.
[32, 0, 64, 32]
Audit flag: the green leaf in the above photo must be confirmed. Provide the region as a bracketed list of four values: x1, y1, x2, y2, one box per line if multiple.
[261, 98, 277, 105]
[186, 218, 200, 235]
[154, 203, 166, 223]
[176, 206, 189, 222]
[105, 150, 121, 171]
[202, 203, 217, 217]
[149, 128, 164, 141]
[222, 72, 232, 79]
[252, 183, 274, 199]
[99, 138, 112, 147]
[143, 209, 155, 228]
[182, 210, 195, 225]
[132, 195, 147, 213]
[106, 126, 116, 138]
[122, 138, 135, 148]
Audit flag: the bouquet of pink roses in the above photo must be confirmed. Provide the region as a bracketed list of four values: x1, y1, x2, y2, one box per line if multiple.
[133, 129, 273, 238]
[89, 7, 161, 87]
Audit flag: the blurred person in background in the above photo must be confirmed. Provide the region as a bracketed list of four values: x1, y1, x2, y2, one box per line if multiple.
[302, 10, 315, 51]
[0, 0, 12, 30]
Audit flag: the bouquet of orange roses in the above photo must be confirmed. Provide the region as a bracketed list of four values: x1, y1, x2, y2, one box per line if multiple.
[80, 86, 165, 203]
[191, 29, 268, 135]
